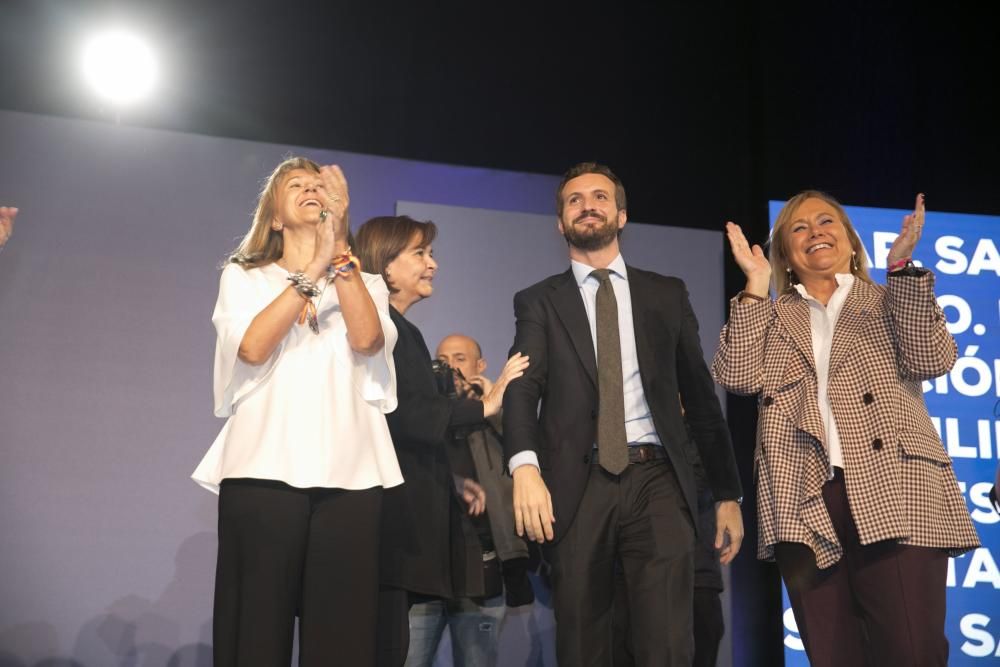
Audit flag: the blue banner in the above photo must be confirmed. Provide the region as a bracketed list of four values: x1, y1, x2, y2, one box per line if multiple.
[767, 200, 1000, 664]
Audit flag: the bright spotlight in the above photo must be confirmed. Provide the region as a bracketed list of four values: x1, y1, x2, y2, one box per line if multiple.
[81, 29, 158, 106]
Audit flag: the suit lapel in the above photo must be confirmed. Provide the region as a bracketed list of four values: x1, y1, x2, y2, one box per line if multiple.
[773, 294, 825, 444]
[828, 279, 879, 380]
[774, 294, 815, 372]
[626, 266, 655, 384]
[549, 269, 598, 388]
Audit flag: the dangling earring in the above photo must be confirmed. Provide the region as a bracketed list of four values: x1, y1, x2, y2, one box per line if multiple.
[786, 267, 796, 285]
[851, 251, 859, 272]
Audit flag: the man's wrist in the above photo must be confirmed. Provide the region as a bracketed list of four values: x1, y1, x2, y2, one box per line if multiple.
[509, 451, 540, 475]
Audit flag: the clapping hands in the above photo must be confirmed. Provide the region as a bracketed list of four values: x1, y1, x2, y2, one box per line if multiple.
[311, 166, 351, 267]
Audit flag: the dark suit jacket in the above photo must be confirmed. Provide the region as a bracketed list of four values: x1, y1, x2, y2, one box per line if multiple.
[502, 265, 742, 543]
[380, 306, 486, 598]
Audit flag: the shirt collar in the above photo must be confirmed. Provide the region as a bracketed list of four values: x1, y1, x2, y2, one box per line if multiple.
[793, 272, 855, 300]
[571, 254, 628, 287]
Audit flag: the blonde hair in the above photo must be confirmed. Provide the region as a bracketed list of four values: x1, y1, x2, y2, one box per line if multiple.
[225, 157, 321, 268]
[768, 190, 872, 294]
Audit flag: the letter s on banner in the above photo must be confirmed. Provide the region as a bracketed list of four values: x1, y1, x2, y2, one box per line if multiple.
[960, 613, 997, 658]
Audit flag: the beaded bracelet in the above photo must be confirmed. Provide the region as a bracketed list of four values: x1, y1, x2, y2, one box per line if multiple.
[287, 272, 322, 298]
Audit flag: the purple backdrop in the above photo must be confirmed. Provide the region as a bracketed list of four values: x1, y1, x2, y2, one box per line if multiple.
[0, 109, 727, 666]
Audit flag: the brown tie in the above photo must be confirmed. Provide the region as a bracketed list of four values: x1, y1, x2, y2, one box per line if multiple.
[591, 269, 628, 475]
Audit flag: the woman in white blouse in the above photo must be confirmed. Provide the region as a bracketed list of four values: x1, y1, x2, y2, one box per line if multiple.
[192, 157, 402, 666]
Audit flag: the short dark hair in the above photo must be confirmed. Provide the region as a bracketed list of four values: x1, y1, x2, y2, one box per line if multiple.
[556, 162, 627, 216]
[355, 215, 438, 292]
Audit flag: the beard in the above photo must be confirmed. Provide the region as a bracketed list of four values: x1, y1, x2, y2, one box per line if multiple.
[562, 211, 619, 251]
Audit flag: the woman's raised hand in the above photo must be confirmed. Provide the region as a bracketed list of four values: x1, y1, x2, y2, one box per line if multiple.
[725, 221, 771, 297]
[312, 166, 351, 267]
[886, 193, 925, 267]
[482, 353, 529, 417]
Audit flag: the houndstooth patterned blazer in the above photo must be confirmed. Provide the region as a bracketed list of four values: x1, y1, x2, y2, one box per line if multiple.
[712, 271, 979, 568]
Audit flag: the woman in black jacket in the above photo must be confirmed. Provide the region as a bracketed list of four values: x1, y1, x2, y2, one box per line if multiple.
[355, 215, 528, 666]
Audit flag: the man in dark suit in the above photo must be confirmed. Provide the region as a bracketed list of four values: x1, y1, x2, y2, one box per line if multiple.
[502, 162, 744, 665]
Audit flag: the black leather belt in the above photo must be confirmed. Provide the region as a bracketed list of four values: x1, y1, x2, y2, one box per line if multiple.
[589, 444, 667, 465]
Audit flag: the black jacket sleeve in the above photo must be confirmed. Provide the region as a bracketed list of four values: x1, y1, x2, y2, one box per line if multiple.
[386, 308, 485, 450]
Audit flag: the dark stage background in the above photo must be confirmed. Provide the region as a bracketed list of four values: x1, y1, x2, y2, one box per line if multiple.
[2, 2, 998, 665]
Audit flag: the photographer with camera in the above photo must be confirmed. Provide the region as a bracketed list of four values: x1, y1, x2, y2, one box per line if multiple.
[354, 216, 529, 667]
[384, 333, 538, 667]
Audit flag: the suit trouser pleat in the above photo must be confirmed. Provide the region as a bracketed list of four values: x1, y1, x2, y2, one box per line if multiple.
[550, 460, 695, 667]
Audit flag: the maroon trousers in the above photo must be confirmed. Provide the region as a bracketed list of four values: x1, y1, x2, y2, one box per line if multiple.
[774, 468, 949, 667]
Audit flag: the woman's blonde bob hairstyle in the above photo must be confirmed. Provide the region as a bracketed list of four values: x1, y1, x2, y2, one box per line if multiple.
[768, 190, 873, 295]
[226, 157, 322, 268]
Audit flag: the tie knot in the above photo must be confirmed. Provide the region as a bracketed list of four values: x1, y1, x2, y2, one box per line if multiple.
[590, 268, 612, 284]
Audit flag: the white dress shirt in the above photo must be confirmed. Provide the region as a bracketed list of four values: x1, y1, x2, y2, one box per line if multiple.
[510, 254, 660, 473]
[793, 273, 855, 470]
[192, 262, 403, 493]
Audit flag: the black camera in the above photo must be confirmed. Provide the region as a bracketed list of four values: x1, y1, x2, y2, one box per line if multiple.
[431, 359, 459, 399]
[431, 359, 483, 399]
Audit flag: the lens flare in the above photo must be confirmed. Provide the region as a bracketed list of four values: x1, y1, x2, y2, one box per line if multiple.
[81, 29, 157, 105]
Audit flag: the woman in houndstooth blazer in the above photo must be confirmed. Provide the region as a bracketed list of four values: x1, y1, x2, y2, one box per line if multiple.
[713, 191, 979, 667]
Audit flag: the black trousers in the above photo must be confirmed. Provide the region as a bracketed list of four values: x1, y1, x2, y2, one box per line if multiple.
[213, 478, 382, 667]
[614, 581, 723, 667]
[613, 484, 724, 667]
[375, 587, 411, 667]
[549, 459, 696, 666]
[775, 468, 949, 667]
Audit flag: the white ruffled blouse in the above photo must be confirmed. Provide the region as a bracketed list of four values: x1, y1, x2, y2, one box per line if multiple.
[192, 262, 403, 493]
